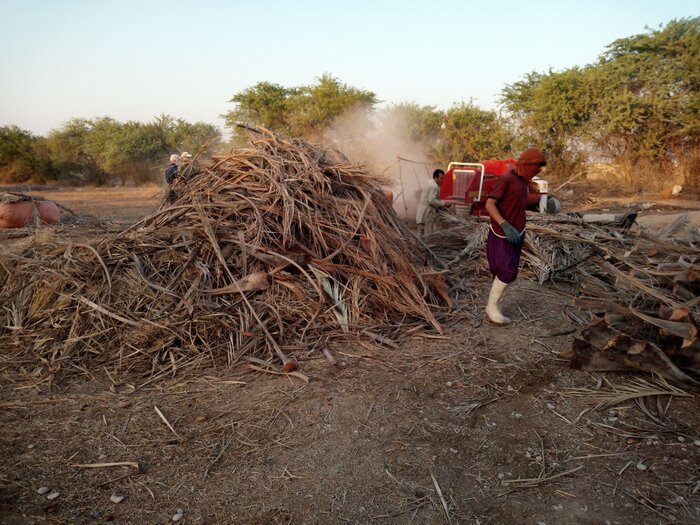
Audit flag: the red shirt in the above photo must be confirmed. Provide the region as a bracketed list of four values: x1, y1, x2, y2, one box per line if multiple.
[487, 169, 529, 236]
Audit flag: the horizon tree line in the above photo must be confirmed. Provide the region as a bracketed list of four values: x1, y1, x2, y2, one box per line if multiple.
[1, 17, 698, 191]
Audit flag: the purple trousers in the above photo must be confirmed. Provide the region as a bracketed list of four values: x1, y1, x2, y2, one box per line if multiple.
[486, 230, 524, 284]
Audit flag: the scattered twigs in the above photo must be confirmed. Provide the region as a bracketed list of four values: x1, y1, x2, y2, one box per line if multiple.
[247, 364, 310, 383]
[432, 211, 699, 386]
[203, 435, 231, 481]
[154, 405, 182, 440]
[561, 376, 693, 409]
[429, 471, 453, 525]
[500, 465, 583, 488]
[73, 461, 139, 469]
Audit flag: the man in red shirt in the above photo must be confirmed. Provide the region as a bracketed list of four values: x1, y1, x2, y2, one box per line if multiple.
[484, 148, 547, 324]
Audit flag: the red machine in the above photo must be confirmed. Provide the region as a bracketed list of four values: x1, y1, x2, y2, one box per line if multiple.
[439, 159, 555, 216]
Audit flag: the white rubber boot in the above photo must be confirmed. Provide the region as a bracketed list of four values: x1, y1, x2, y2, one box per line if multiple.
[485, 277, 511, 325]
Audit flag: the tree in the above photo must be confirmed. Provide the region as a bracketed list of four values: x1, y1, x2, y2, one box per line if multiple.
[500, 68, 591, 179]
[168, 119, 220, 154]
[149, 114, 221, 155]
[0, 126, 38, 182]
[224, 75, 378, 139]
[44, 116, 220, 185]
[382, 103, 442, 144]
[435, 103, 515, 167]
[588, 17, 700, 190]
[45, 119, 108, 185]
[287, 74, 378, 138]
[500, 17, 700, 191]
[225, 82, 292, 133]
[382, 102, 514, 167]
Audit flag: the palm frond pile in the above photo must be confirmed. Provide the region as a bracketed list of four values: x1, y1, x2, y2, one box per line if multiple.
[0, 130, 448, 379]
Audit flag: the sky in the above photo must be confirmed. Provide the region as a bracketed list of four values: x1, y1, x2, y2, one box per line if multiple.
[1, 0, 698, 136]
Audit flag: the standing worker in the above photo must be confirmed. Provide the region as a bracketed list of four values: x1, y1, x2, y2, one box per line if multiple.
[484, 148, 547, 324]
[179, 152, 195, 180]
[164, 154, 181, 204]
[164, 154, 181, 185]
[416, 169, 453, 238]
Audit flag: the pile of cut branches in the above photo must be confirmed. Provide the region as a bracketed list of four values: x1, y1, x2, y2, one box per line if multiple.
[429, 212, 700, 386]
[0, 130, 449, 380]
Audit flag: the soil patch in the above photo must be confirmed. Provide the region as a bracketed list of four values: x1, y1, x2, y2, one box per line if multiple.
[2, 280, 698, 524]
[1, 189, 699, 524]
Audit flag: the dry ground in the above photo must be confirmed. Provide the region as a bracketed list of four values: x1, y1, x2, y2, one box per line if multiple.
[1, 186, 699, 525]
[3, 185, 163, 222]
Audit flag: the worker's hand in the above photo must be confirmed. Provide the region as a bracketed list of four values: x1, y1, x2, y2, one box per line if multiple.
[444, 202, 454, 208]
[546, 195, 560, 214]
[500, 221, 522, 244]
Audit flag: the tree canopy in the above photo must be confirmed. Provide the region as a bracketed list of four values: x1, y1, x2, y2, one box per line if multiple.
[223, 74, 378, 139]
[500, 17, 700, 189]
[1, 116, 220, 185]
[0, 126, 40, 183]
[2, 18, 698, 191]
[383, 102, 515, 167]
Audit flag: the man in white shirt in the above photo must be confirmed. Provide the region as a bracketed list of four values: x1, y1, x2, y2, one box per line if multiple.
[416, 169, 452, 238]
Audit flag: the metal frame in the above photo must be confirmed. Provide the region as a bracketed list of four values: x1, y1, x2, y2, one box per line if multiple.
[446, 162, 485, 202]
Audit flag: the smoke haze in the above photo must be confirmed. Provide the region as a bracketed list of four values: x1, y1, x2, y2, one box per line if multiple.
[322, 108, 435, 221]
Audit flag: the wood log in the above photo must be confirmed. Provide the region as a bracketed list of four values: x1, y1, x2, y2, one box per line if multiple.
[660, 336, 700, 374]
[206, 272, 270, 295]
[570, 318, 699, 387]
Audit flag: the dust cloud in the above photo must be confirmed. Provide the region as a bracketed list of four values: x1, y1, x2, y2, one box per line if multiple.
[322, 108, 435, 221]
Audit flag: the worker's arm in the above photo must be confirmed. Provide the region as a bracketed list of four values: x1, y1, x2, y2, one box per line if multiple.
[427, 182, 453, 209]
[430, 198, 453, 209]
[485, 198, 505, 224]
[486, 197, 521, 244]
[429, 192, 453, 209]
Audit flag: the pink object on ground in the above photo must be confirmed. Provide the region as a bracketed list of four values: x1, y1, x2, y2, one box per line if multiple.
[0, 200, 61, 228]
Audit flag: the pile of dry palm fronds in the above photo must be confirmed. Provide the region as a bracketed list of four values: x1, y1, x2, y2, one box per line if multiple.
[0, 130, 449, 379]
[0, 192, 51, 205]
[429, 211, 700, 385]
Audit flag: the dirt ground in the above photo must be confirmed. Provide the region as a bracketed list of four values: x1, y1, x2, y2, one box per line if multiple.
[2, 185, 164, 222]
[1, 186, 699, 524]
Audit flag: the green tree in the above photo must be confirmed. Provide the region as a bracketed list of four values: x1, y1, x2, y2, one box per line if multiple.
[225, 82, 292, 132]
[105, 121, 163, 185]
[500, 68, 591, 179]
[149, 114, 220, 156]
[500, 17, 700, 191]
[224, 75, 378, 139]
[45, 116, 220, 185]
[288, 74, 378, 138]
[382, 102, 514, 167]
[0, 125, 38, 182]
[45, 118, 91, 163]
[169, 119, 220, 154]
[435, 103, 515, 167]
[45, 119, 108, 185]
[588, 17, 700, 190]
[382, 103, 442, 144]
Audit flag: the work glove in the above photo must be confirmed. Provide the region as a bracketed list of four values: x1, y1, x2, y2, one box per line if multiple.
[546, 195, 561, 214]
[500, 221, 522, 244]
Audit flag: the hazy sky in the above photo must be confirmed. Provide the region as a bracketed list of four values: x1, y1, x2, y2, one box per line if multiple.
[1, 0, 697, 136]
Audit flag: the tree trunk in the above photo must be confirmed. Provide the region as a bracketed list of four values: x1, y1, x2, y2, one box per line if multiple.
[682, 147, 700, 195]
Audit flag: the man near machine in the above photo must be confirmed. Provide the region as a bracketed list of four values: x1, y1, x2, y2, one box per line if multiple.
[416, 169, 453, 238]
[484, 148, 547, 324]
